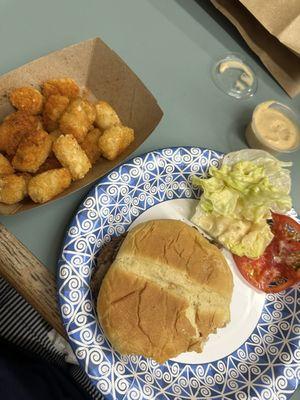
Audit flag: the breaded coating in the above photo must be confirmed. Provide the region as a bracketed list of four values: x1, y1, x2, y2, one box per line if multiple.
[37, 155, 61, 174]
[0, 112, 40, 155]
[49, 129, 62, 144]
[36, 116, 44, 130]
[12, 130, 52, 173]
[17, 172, 31, 189]
[48, 130, 62, 158]
[0, 174, 27, 204]
[9, 87, 44, 115]
[81, 100, 96, 125]
[43, 95, 70, 132]
[53, 134, 91, 180]
[95, 101, 121, 130]
[42, 117, 57, 133]
[59, 99, 91, 143]
[0, 153, 14, 176]
[42, 78, 79, 99]
[80, 128, 102, 164]
[67, 98, 96, 124]
[28, 168, 71, 203]
[98, 125, 134, 161]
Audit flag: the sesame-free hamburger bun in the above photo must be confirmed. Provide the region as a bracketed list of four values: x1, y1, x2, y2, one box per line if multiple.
[97, 219, 233, 363]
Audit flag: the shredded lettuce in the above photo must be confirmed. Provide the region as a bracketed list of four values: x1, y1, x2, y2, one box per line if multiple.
[191, 150, 292, 259]
[222, 149, 292, 193]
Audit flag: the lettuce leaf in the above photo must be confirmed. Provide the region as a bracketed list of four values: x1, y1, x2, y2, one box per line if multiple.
[222, 149, 292, 194]
[191, 150, 292, 258]
[191, 208, 274, 259]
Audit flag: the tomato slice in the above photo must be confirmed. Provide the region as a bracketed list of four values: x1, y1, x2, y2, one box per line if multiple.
[271, 212, 300, 242]
[233, 213, 300, 293]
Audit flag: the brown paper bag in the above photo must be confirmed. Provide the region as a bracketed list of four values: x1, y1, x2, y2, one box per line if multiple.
[239, 0, 300, 56]
[211, 0, 300, 98]
[0, 38, 163, 215]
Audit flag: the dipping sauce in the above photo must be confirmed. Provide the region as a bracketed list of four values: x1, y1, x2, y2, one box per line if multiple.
[219, 59, 254, 87]
[212, 54, 257, 99]
[246, 101, 300, 153]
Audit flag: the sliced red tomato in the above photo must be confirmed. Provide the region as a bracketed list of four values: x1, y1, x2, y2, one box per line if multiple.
[233, 213, 300, 293]
[271, 212, 300, 242]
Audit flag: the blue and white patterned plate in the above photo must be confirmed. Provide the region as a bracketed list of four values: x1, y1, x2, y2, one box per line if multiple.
[58, 147, 300, 400]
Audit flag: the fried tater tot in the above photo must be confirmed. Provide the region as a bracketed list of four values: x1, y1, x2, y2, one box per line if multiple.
[48, 129, 62, 158]
[94, 101, 121, 130]
[0, 153, 14, 176]
[42, 78, 79, 99]
[0, 174, 27, 204]
[36, 155, 61, 174]
[98, 125, 134, 161]
[42, 117, 57, 133]
[81, 100, 96, 125]
[43, 95, 70, 132]
[36, 116, 44, 130]
[59, 99, 91, 143]
[53, 134, 91, 180]
[17, 172, 31, 189]
[28, 168, 71, 203]
[9, 87, 44, 115]
[67, 98, 96, 124]
[49, 129, 62, 144]
[0, 112, 40, 155]
[80, 128, 102, 164]
[12, 130, 52, 173]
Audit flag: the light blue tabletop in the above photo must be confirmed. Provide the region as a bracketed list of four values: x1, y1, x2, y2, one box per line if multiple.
[0, 0, 299, 398]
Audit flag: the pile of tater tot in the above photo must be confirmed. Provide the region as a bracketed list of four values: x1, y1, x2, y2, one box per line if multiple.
[0, 78, 135, 205]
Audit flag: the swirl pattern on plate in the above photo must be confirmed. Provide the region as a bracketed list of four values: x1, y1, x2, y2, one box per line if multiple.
[58, 147, 300, 400]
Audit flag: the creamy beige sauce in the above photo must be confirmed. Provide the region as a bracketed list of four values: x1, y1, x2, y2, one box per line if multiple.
[240, 71, 253, 86]
[219, 60, 254, 86]
[253, 101, 299, 151]
[234, 80, 246, 91]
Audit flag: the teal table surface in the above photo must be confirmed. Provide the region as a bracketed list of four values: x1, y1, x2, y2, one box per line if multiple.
[0, 0, 299, 398]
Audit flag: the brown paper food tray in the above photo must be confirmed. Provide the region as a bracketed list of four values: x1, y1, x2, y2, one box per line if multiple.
[0, 38, 163, 215]
[239, 0, 300, 56]
[211, 0, 300, 98]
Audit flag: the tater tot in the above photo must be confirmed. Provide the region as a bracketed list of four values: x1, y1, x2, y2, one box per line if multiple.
[43, 95, 70, 132]
[42, 117, 57, 133]
[12, 130, 52, 173]
[94, 101, 121, 130]
[49, 129, 62, 144]
[81, 100, 96, 125]
[42, 78, 79, 99]
[53, 134, 91, 180]
[37, 155, 61, 174]
[80, 128, 102, 164]
[9, 87, 44, 115]
[28, 168, 71, 203]
[0, 174, 27, 204]
[0, 112, 40, 155]
[59, 99, 91, 143]
[67, 98, 96, 124]
[18, 172, 31, 189]
[48, 130, 62, 159]
[0, 153, 14, 176]
[36, 116, 44, 130]
[98, 125, 134, 161]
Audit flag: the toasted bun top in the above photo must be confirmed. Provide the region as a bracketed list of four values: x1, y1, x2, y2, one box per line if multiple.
[97, 219, 233, 363]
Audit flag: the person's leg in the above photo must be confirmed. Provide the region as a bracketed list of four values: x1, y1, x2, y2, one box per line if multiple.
[0, 337, 92, 400]
[0, 277, 102, 400]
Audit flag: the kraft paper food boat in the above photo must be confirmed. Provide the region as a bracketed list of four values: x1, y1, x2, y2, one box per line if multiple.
[0, 38, 163, 215]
